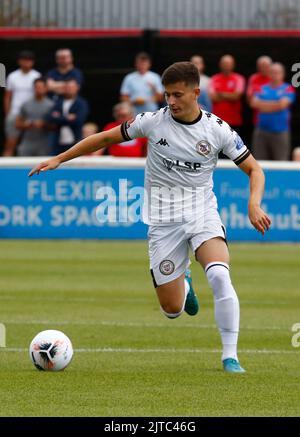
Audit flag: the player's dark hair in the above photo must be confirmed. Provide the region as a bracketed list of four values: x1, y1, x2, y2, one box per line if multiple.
[162, 62, 200, 87]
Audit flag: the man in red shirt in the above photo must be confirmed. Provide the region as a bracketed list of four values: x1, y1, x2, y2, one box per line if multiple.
[209, 55, 245, 134]
[247, 55, 272, 124]
[95, 102, 147, 157]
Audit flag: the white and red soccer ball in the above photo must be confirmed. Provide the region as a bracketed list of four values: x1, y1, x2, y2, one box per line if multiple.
[29, 330, 73, 371]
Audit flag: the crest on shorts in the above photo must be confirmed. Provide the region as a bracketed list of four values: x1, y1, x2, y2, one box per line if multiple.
[159, 260, 175, 275]
[196, 140, 212, 156]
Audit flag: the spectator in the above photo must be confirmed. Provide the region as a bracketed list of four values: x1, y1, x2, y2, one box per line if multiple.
[209, 54, 245, 134]
[15, 78, 54, 156]
[292, 147, 300, 161]
[3, 51, 41, 156]
[94, 102, 147, 157]
[83, 122, 99, 139]
[247, 55, 272, 124]
[47, 79, 89, 154]
[190, 54, 212, 112]
[120, 52, 164, 115]
[251, 63, 295, 161]
[46, 48, 83, 98]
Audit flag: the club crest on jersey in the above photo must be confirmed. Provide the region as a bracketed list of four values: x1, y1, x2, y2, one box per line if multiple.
[196, 140, 212, 156]
[159, 260, 175, 275]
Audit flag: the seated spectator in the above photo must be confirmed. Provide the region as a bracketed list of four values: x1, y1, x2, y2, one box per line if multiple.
[46, 49, 83, 99]
[47, 79, 89, 154]
[209, 54, 245, 134]
[120, 52, 164, 115]
[3, 51, 41, 156]
[94, 102, 147, 157]
[292, 147, 300, 161]
[83, 122, 99, 139]
[251, 63, 295, 161]
[247, 55, 272, 124]
[16, 78, 54, 156]
[190, 54, 212, 112]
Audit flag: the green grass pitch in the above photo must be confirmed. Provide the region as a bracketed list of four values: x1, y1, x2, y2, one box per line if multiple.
[0, 240, 299, 417]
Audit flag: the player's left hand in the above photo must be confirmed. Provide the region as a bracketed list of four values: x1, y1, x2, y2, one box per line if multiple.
[248, 203, 272, 235]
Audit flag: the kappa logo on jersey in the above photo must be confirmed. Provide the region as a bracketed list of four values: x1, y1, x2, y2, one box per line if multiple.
[162, 158, 201, 172]
[196, 140, 212, 156]
[156, 138, 169, 147]
[159, 260, 175, 275]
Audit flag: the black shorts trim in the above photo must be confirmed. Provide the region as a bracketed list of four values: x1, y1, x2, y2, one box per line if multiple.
[150, 269, 158, 288]
[221, 225, 228, 246]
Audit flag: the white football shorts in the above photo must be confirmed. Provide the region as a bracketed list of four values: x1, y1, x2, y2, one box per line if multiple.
[148, 208, 227, 287]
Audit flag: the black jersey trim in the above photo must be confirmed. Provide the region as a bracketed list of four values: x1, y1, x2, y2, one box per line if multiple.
[233, 149, 251, 166]
[121, 122, 132, 141]
[171, 110, 202, 125]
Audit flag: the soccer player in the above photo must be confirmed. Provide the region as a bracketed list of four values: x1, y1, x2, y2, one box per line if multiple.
[29, 62, 271, 373]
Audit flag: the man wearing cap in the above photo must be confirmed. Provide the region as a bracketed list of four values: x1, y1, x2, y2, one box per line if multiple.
[3, 51, 41, 156]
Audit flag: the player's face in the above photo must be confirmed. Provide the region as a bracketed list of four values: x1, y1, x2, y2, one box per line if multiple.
[164, 82, 200, 119]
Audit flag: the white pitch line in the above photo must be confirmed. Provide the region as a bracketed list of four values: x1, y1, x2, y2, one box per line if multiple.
[1, 347, 299, 354]
[0, 296, 295, 306]
[1, 320, 289, 331]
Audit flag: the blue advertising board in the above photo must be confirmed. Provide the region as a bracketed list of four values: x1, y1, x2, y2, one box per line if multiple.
[0, 163, 299, 241]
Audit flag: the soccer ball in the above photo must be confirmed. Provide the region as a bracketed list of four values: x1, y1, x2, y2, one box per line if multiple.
[29, 330, 73, 371]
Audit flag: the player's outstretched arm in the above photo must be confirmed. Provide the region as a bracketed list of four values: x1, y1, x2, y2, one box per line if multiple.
[238, 154, 272, 235]
[28, 125, 124, 177]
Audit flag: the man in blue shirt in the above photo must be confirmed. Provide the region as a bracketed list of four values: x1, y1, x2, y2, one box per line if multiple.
[46, 48, 84, 99]
[251, 62, 295, 160]
[46, 79, 89, 155]
[120, 52, 164, 115]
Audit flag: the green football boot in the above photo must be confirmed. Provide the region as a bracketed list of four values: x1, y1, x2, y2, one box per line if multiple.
[184, 269, 199, 316]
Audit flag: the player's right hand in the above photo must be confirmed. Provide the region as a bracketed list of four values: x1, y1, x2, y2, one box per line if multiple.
[28, 157, 61, 177]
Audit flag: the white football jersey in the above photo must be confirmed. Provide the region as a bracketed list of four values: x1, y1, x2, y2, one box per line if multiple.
[121, 107, 250, 225]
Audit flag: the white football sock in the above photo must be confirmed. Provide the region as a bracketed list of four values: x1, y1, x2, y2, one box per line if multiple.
[161, 277, 189, 319]
[205, 262, 240, 361]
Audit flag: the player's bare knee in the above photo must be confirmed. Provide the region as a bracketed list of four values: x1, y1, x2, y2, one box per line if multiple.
[160, 302, 184, 319]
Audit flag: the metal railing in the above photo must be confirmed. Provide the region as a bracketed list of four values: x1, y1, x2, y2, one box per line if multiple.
[0, 0, 300, 29]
